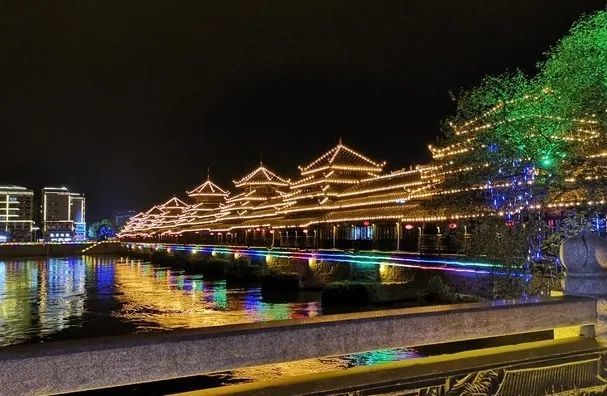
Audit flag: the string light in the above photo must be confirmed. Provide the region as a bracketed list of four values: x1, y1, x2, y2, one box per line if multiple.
[233, 165, 290, 188]
[128, 242, 509, 275]
[120, 12, 607, 239]
[187, 179, 229, 198]
[298, 141, 385, 174]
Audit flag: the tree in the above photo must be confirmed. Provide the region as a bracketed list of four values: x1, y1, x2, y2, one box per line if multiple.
[87, 219, 116, 240]
[433, 11, 607, 298]
[441, 11, 607, 213]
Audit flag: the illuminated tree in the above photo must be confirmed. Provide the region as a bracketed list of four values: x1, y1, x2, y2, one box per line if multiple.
[442, 10, 607, 213]
[87, 219, 116, 240]
[433, 11, 607, 297]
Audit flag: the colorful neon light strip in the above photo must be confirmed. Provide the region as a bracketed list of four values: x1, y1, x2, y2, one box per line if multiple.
[126, 243, 523, 276]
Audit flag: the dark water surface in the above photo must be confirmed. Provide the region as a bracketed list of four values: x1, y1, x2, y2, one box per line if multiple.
[0, 256, 424, 391]
[0, 256, 326, 346]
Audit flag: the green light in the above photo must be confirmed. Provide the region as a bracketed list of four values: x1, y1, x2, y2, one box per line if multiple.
[540, 157, 553, 168]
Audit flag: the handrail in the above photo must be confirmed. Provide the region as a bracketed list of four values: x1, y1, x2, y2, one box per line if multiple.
[0, 296, 596, 395]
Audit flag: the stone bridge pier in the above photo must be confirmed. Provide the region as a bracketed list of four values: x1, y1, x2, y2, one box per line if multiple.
[262, 254, 413, 289]
[562, 229, 607, 340]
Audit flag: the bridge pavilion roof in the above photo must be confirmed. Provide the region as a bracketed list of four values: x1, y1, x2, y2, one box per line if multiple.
[187, 177, 229, 198]
[297, 140, 386, 176]
[233, 163, 290, 188]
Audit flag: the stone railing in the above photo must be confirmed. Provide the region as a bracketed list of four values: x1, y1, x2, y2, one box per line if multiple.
[0, 296, 595, 395]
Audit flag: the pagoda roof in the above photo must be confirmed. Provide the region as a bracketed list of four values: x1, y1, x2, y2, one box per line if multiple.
[225, 189, 268, 204]
[334, 190, 411, 208]
[320, 203, 422, 224]
[338, 168, 425, 196]
[233, 163, 290, 188]
[224, 191, 248, 202]
[298, 141, 386, 175]
[187, 177, 229, 197]
[182, 202, 215, 213]
[159, 197, 189, 209]
[145, 206, 165, 216]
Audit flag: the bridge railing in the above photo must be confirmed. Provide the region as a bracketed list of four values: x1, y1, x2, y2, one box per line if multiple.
[0, 296, 595, 395]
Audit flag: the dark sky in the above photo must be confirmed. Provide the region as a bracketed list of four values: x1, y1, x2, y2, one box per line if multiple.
[1, 1, 605, 221]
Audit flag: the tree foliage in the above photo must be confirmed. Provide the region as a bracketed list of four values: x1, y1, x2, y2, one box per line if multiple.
[438, 12, 607, 298]
[87, 219, 116, 240]
[442, 11, 607, 211]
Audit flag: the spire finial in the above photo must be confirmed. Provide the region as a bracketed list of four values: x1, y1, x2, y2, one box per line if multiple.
[338, 136, 343, 146]
[260, 153, 263, 167]
[207, 166, 210, 180]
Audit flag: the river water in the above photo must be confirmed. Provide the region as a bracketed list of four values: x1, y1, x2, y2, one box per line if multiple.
[0, 255, 425, 391]
[0, 255, 330, 346]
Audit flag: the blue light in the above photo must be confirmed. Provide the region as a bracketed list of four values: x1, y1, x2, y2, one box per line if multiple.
[132, 242, 520, 276]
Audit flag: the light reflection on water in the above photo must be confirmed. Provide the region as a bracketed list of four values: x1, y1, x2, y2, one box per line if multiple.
[0, 256, 423, 386]
[207, 347, 422, 386]
[114, 258, 321, 330]
[0, 258, 88, 346]
[0, 256, 321, 346]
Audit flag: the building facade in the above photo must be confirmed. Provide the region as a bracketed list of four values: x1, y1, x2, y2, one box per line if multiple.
[42, 187, 86, 241]
[0, 186, 35, 242]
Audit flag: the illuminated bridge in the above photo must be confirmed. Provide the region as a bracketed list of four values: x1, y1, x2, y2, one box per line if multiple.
[126, 242, 503, 275]
[119, 132, 607, 254]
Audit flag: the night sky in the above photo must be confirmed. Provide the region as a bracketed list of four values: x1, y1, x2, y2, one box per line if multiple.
[2, 1, 605, 221]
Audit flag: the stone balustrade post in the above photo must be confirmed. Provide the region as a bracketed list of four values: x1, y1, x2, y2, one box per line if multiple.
[561, 229, 607, 340]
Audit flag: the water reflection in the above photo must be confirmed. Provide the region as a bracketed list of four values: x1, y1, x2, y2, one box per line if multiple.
[0, 258, 88, 346]
[0, 256, 426, 388]
[39, 258, 86, 337]
[0, 260, 38, 346]
[113, 258, 321, 330]
[0, 256, 322, 346]
[207, 347, 422, 385]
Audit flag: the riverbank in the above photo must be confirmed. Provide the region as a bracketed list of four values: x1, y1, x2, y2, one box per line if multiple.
[0, 241, 126, 258]
[0, 242, 89, 258]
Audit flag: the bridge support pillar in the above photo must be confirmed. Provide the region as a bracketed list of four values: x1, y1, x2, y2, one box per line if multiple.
[561, 229, 607, 340]
[332, 225, 336, 249]
[395, 222, 400, 251]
